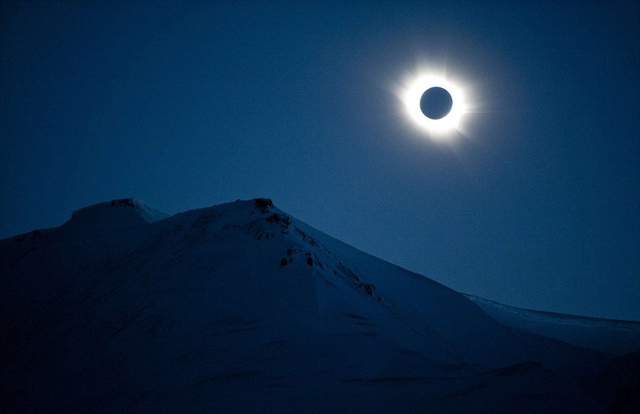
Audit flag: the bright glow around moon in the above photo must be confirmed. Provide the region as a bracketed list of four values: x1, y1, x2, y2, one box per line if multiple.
[400, 72, 468, 139]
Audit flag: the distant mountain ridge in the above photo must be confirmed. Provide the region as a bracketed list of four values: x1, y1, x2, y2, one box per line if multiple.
[465, 294, 640, 356]
[1, 198, 638, 413]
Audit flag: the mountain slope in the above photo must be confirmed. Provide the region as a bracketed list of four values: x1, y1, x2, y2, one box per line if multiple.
[465, 294, 640, 356]
[1, 198, 633, 413]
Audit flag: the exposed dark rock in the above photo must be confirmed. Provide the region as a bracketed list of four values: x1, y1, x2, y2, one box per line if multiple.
[110, 198, 135, 208]
[254, 198, 273, 213]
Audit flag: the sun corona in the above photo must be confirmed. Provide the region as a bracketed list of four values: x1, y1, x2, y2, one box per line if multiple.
[401, 73, 468, 139]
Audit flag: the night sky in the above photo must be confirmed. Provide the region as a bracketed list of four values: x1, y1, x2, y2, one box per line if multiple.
[1, 1, 639, 321]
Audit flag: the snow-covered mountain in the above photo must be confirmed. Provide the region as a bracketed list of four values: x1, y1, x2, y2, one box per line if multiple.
[1, 198, 638, 413]
[465, 294, 640, 356]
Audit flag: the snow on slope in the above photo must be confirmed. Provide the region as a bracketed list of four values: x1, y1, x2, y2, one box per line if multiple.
[0, 198, 633, 413]
[465, 294, 640, 356]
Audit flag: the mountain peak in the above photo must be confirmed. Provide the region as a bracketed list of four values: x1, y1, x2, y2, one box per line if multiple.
[252, 197, 274, 212]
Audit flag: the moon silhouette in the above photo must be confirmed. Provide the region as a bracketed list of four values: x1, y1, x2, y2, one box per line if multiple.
[420, 87, 453, 120]
[400, 72, 468, 137]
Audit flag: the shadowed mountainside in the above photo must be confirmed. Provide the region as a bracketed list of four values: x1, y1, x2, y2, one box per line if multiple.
[1, 198, 638, 413]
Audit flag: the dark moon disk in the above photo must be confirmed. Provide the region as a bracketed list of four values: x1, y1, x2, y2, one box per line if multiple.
[420, 87, 453, 120]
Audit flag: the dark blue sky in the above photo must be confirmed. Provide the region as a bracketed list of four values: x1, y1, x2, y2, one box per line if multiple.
[2, 1, 639, 320]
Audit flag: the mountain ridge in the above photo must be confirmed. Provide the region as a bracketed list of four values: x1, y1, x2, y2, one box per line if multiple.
[465, 294, 640, 356]
[1, 197, 637, 413]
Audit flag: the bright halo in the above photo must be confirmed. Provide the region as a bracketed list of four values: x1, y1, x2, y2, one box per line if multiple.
[401, 73, 467, 139]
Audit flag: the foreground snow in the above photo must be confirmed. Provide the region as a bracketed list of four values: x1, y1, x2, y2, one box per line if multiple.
[1, 198, 638, 413]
